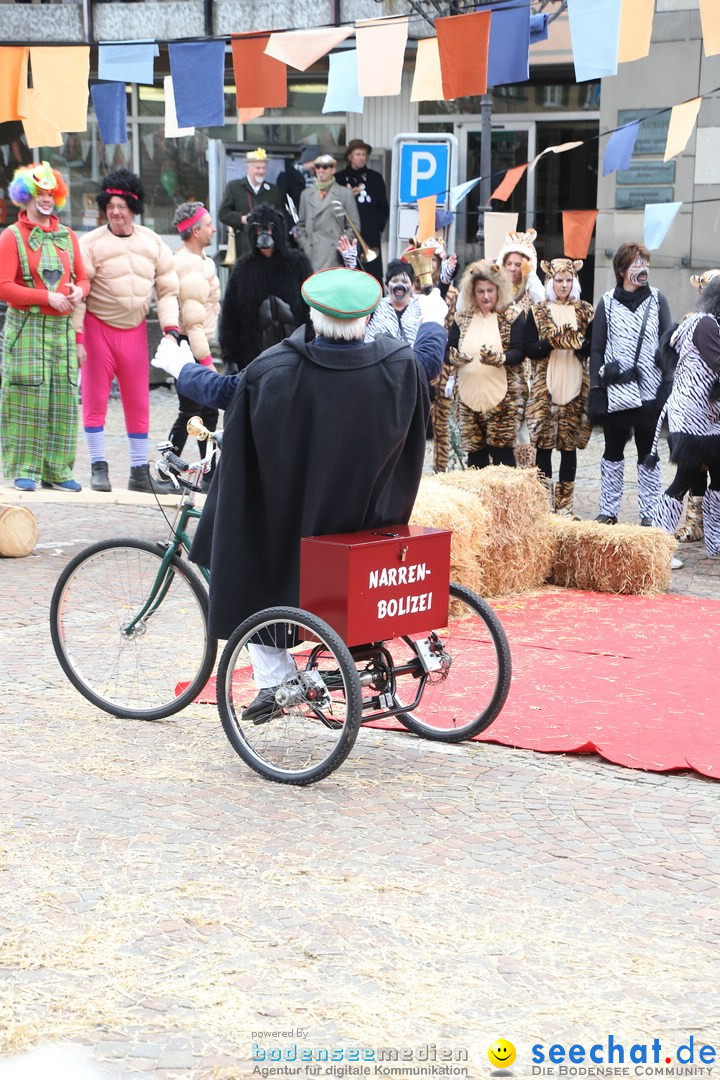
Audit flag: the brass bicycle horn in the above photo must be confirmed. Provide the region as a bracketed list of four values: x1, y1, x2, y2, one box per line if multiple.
[187, 416, 212, 441]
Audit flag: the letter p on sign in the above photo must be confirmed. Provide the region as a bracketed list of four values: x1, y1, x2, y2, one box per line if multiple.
[399, 142, 449, 203]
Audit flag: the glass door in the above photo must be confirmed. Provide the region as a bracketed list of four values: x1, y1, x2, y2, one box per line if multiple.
[456, 122, 536, 265]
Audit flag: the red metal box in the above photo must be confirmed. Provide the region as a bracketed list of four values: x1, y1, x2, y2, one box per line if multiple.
[299, 526, 451, 647]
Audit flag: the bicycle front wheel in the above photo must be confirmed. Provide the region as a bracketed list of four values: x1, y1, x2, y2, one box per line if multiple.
[391, 583, 511, 742]
[217, 607, 362, 785]
[50, 538, 216, 720]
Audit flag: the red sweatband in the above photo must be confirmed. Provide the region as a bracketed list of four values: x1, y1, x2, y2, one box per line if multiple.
[175, 206, 207, 233]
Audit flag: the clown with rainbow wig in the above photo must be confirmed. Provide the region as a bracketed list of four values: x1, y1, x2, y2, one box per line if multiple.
[0, 161, 89, 492]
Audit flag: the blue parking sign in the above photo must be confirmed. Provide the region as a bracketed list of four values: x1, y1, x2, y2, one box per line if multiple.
[399, 142, 450, 203]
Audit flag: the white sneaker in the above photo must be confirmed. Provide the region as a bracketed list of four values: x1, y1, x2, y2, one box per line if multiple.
[671, 556, 684, 570]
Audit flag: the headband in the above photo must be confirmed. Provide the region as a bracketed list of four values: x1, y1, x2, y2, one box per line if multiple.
[176, 206, 207, 233]
[104, 188, 136, 199]
[541, 257, 583, 277]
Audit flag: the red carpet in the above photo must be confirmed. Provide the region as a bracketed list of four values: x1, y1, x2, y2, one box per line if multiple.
[183, 589, 720, 780]
[475, 589, 720, 779]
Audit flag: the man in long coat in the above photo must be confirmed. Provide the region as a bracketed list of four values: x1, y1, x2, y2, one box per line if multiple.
[151, 269, 448, 655]
[296, 154, 361, 271]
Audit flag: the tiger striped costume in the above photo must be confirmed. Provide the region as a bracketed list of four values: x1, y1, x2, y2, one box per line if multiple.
[430, 282, 459, 472]
[527, 299, 594, 451]
[450, 307, 526, 455]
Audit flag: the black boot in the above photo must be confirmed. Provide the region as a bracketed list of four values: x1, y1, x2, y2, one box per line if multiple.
[128, 464, 173, 494]
[91, 460, 112, 492]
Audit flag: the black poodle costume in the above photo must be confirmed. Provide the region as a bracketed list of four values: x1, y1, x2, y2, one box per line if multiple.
[220, 205, 313, 374]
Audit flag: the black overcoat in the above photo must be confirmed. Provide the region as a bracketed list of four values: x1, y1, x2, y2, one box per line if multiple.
[184, 327, 432, 640]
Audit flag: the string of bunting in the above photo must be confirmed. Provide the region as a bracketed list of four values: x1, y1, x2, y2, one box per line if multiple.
[2, 0, 720, 258]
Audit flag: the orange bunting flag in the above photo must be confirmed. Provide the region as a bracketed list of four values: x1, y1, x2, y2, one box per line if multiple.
[490, 164, 527, 203]
[237, 107, 266, 124]
[436, 11, 491, 100]
[416, 195, 437, 243]
[0, 47, 27, 124]
[562, 210, 598, 259]
[699, 0, 720, 58]
[231, 34, 287, 109]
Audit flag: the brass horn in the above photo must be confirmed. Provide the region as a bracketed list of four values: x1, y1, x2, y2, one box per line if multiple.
[330, 199, 379, 264]
[186, 416, 212, 441]
[402, 239, 437, 294]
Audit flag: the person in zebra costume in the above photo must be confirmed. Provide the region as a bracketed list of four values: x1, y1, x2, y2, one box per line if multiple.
[524, 258, 594, 516]
[588, 242, 673, 524]
[668, 269, 720, 544]
[0, 161, 89, 492]
[649, 275, 720, 558]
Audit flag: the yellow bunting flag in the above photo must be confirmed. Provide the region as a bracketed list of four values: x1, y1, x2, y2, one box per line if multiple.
[163, 76, 194, 139]
[699, 0, 720, 57]
[483, 212, 518, 261]
[664, 97, 702, 162]
[411, 38, 444, 103]
[265, 27, 354, 71]
[21, 91, 63, 147]
[30, 46, 90, 132]
[618, 0, 654, 63]
[528, 141, 584, 173]
[356, 17, 408, 96]
[416, 195, 437, 243]
[490, 164, 527, 203]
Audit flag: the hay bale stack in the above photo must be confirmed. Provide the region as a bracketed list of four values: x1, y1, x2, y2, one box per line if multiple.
[547, 516, 677, 595]
[413, 466, 555, 597]
[410, 476, 490, 594]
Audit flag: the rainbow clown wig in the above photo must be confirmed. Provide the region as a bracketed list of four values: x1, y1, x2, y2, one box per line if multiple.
[9, 160, 68, 210]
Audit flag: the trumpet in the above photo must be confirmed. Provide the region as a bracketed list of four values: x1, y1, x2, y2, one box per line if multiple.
[330, 199, 379, 264]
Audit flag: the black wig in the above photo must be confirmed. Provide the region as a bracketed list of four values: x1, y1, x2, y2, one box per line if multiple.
[96, 168, 146, 216]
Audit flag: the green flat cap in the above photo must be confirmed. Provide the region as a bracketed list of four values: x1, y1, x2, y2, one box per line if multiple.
[301, 268, 382, 320]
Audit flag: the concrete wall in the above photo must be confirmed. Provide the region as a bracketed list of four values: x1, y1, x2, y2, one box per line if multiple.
[595, 3, 720, 319]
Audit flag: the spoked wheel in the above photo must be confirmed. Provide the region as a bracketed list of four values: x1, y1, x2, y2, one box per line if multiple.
[391, 583, 511, 742]
[217, 607, 362, 785]
[50, 538, 216, 720]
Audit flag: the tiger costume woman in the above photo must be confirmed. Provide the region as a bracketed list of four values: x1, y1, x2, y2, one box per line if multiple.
[525, 258, 594, 516]
[448, 260, 527, 468]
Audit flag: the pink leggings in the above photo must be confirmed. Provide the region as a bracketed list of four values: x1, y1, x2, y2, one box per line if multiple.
[81, 311, 149, 435]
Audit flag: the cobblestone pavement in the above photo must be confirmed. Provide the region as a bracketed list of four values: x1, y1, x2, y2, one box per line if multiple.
[1, 389, 718, 1079]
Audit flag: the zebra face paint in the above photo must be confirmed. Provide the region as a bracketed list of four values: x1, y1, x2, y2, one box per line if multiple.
[625, 257, 649, 289]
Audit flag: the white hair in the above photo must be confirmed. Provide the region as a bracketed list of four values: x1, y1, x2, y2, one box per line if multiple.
[545, 275, 581, 303]
[309, 309, 368, 341]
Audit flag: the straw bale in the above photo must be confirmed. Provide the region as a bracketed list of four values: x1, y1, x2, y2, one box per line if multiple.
[410, 476, 489, 594]
[546, 516, 677, 595]
[416, 466, 555, 597]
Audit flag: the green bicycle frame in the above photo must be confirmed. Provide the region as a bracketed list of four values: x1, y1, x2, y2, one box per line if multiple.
[121, 499, 209, 636]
